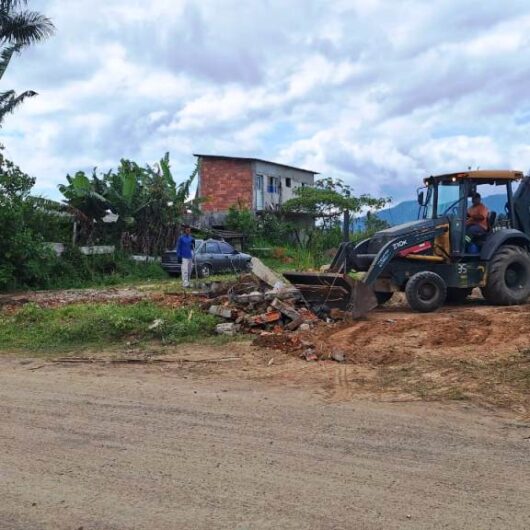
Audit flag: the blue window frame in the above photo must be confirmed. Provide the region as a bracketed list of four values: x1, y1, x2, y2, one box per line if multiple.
[268, 176, 279, 194]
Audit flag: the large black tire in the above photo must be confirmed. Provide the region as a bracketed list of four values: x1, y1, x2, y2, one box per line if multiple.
[405, 271, 447, 312]
[446, 287, 472, 304]
[481, 245, 530, 305]
[375, 291, 393, 306]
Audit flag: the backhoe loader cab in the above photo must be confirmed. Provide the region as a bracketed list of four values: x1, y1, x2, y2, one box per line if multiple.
[284, 170, 530, 315]
[418, 170, 525, 256]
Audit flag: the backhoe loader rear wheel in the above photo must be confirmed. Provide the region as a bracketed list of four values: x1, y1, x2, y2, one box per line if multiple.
[405, 271, 447, 313]
[481, 245, 530, 305]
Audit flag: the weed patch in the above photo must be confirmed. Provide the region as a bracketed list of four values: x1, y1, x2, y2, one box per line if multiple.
[0, 301, 219, 353]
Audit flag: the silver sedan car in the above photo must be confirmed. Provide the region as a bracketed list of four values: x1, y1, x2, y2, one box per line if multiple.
[161, 239, 252, 278]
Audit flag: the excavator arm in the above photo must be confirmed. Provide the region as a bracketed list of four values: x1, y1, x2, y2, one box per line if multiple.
[284, 225, 448, 317]
[362, 225, 447, 286]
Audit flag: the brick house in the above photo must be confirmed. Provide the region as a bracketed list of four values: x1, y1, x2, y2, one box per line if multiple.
[194, 154, 318, 227]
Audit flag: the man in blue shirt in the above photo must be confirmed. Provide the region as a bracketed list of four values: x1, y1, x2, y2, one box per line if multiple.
[176, 225, 195, 288]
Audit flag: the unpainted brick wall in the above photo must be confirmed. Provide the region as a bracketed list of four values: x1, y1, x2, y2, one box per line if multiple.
[199, 158, 253, 212]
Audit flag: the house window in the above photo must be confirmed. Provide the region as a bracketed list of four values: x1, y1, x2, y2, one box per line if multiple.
[285, 177, 291, 188]
[268, 176, 279, 194]
[255, 175, 264, 210]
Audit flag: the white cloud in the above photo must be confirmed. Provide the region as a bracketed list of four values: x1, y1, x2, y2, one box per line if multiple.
[2, 0, 530, 204]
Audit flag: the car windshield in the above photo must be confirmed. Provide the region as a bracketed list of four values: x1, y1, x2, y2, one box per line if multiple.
[437, 182, 461, 217]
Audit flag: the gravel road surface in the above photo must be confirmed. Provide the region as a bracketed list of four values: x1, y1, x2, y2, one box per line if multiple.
[1, 358, 529, 529]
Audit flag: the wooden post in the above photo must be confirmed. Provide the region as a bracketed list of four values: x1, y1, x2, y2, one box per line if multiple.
[72, 221, 77, 246]
[343, 210, 350, 242]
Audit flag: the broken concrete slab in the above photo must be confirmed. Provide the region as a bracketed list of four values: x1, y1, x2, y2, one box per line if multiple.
[231, 291, 265, 304]
[270, 298, 300, 321]
[215, 323, 241, 335]
[209, 305, 235, 319]
[263, 287, 301, 302]
[250, 257, 285, 289]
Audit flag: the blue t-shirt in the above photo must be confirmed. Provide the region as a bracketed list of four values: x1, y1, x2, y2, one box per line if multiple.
[176, 234, 194, 259]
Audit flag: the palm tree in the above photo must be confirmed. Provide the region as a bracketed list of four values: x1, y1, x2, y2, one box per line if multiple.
[0, 0, 54, 124]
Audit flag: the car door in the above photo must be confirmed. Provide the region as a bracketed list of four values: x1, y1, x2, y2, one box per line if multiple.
[192, 239, 204, 268]
[218, 242, 238, 271]
[204, 241, 221, 272]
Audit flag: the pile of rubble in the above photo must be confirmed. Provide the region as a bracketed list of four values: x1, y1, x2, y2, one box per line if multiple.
[200, 258, 319, 335]
[201, 258, 347, 362]
[207, 278, 320, 336]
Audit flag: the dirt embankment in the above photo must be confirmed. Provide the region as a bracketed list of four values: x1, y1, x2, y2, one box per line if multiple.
[327, 301, 530, 361]
[250, 293, 530, 415]
[1, 285, 529, 415]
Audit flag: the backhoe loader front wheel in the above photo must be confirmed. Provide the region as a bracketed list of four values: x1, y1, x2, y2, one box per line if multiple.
[405, 271, 447, 313]
[481, 245, 530, 305]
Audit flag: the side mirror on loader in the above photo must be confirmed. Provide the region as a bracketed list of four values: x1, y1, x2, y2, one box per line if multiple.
[417, 191, 424, 206]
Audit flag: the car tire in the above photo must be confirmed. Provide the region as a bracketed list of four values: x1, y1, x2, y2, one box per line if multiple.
[197, 263, 212, 279]
[405, 271, 447, 312]
[481, 245, 530, 305]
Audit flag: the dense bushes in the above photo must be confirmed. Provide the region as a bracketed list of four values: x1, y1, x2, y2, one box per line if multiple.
[0, 149, 188, 291]
[46, 248, 168, 290]
[1, 245, 168, 292]
[226, 205, 295, 247]
[0, 148, 55, 290]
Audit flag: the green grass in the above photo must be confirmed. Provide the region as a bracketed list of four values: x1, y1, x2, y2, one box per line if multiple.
[259, 246, 331, 272]
[0, 301, 219, 353]
[45, 260, 170, 290]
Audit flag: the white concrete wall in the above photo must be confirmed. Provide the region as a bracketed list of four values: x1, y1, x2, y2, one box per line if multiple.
[253, 161, 315, 210]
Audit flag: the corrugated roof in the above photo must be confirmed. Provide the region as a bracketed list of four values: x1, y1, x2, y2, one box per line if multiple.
[193, 154, 319, 175]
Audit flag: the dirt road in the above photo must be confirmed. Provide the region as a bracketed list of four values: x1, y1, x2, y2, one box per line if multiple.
[1, 357, 529, 530]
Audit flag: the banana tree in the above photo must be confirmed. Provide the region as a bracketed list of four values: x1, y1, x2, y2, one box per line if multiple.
[134, 154, 201, 255]
[103, 160, 147, 251]
[58, 171, 109, 243]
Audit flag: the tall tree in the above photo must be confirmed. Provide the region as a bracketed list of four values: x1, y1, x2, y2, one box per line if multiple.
[283, 177, 388, 228]
[0, 0, 54, 124]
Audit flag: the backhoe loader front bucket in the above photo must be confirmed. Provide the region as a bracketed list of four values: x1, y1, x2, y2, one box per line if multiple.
[283, 272, 378, 319]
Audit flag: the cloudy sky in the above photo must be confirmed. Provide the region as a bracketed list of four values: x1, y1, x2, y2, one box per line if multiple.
[3, 0, 530, 203]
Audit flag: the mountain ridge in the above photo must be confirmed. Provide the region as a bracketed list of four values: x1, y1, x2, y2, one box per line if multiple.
[355, 194, 507, 229]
